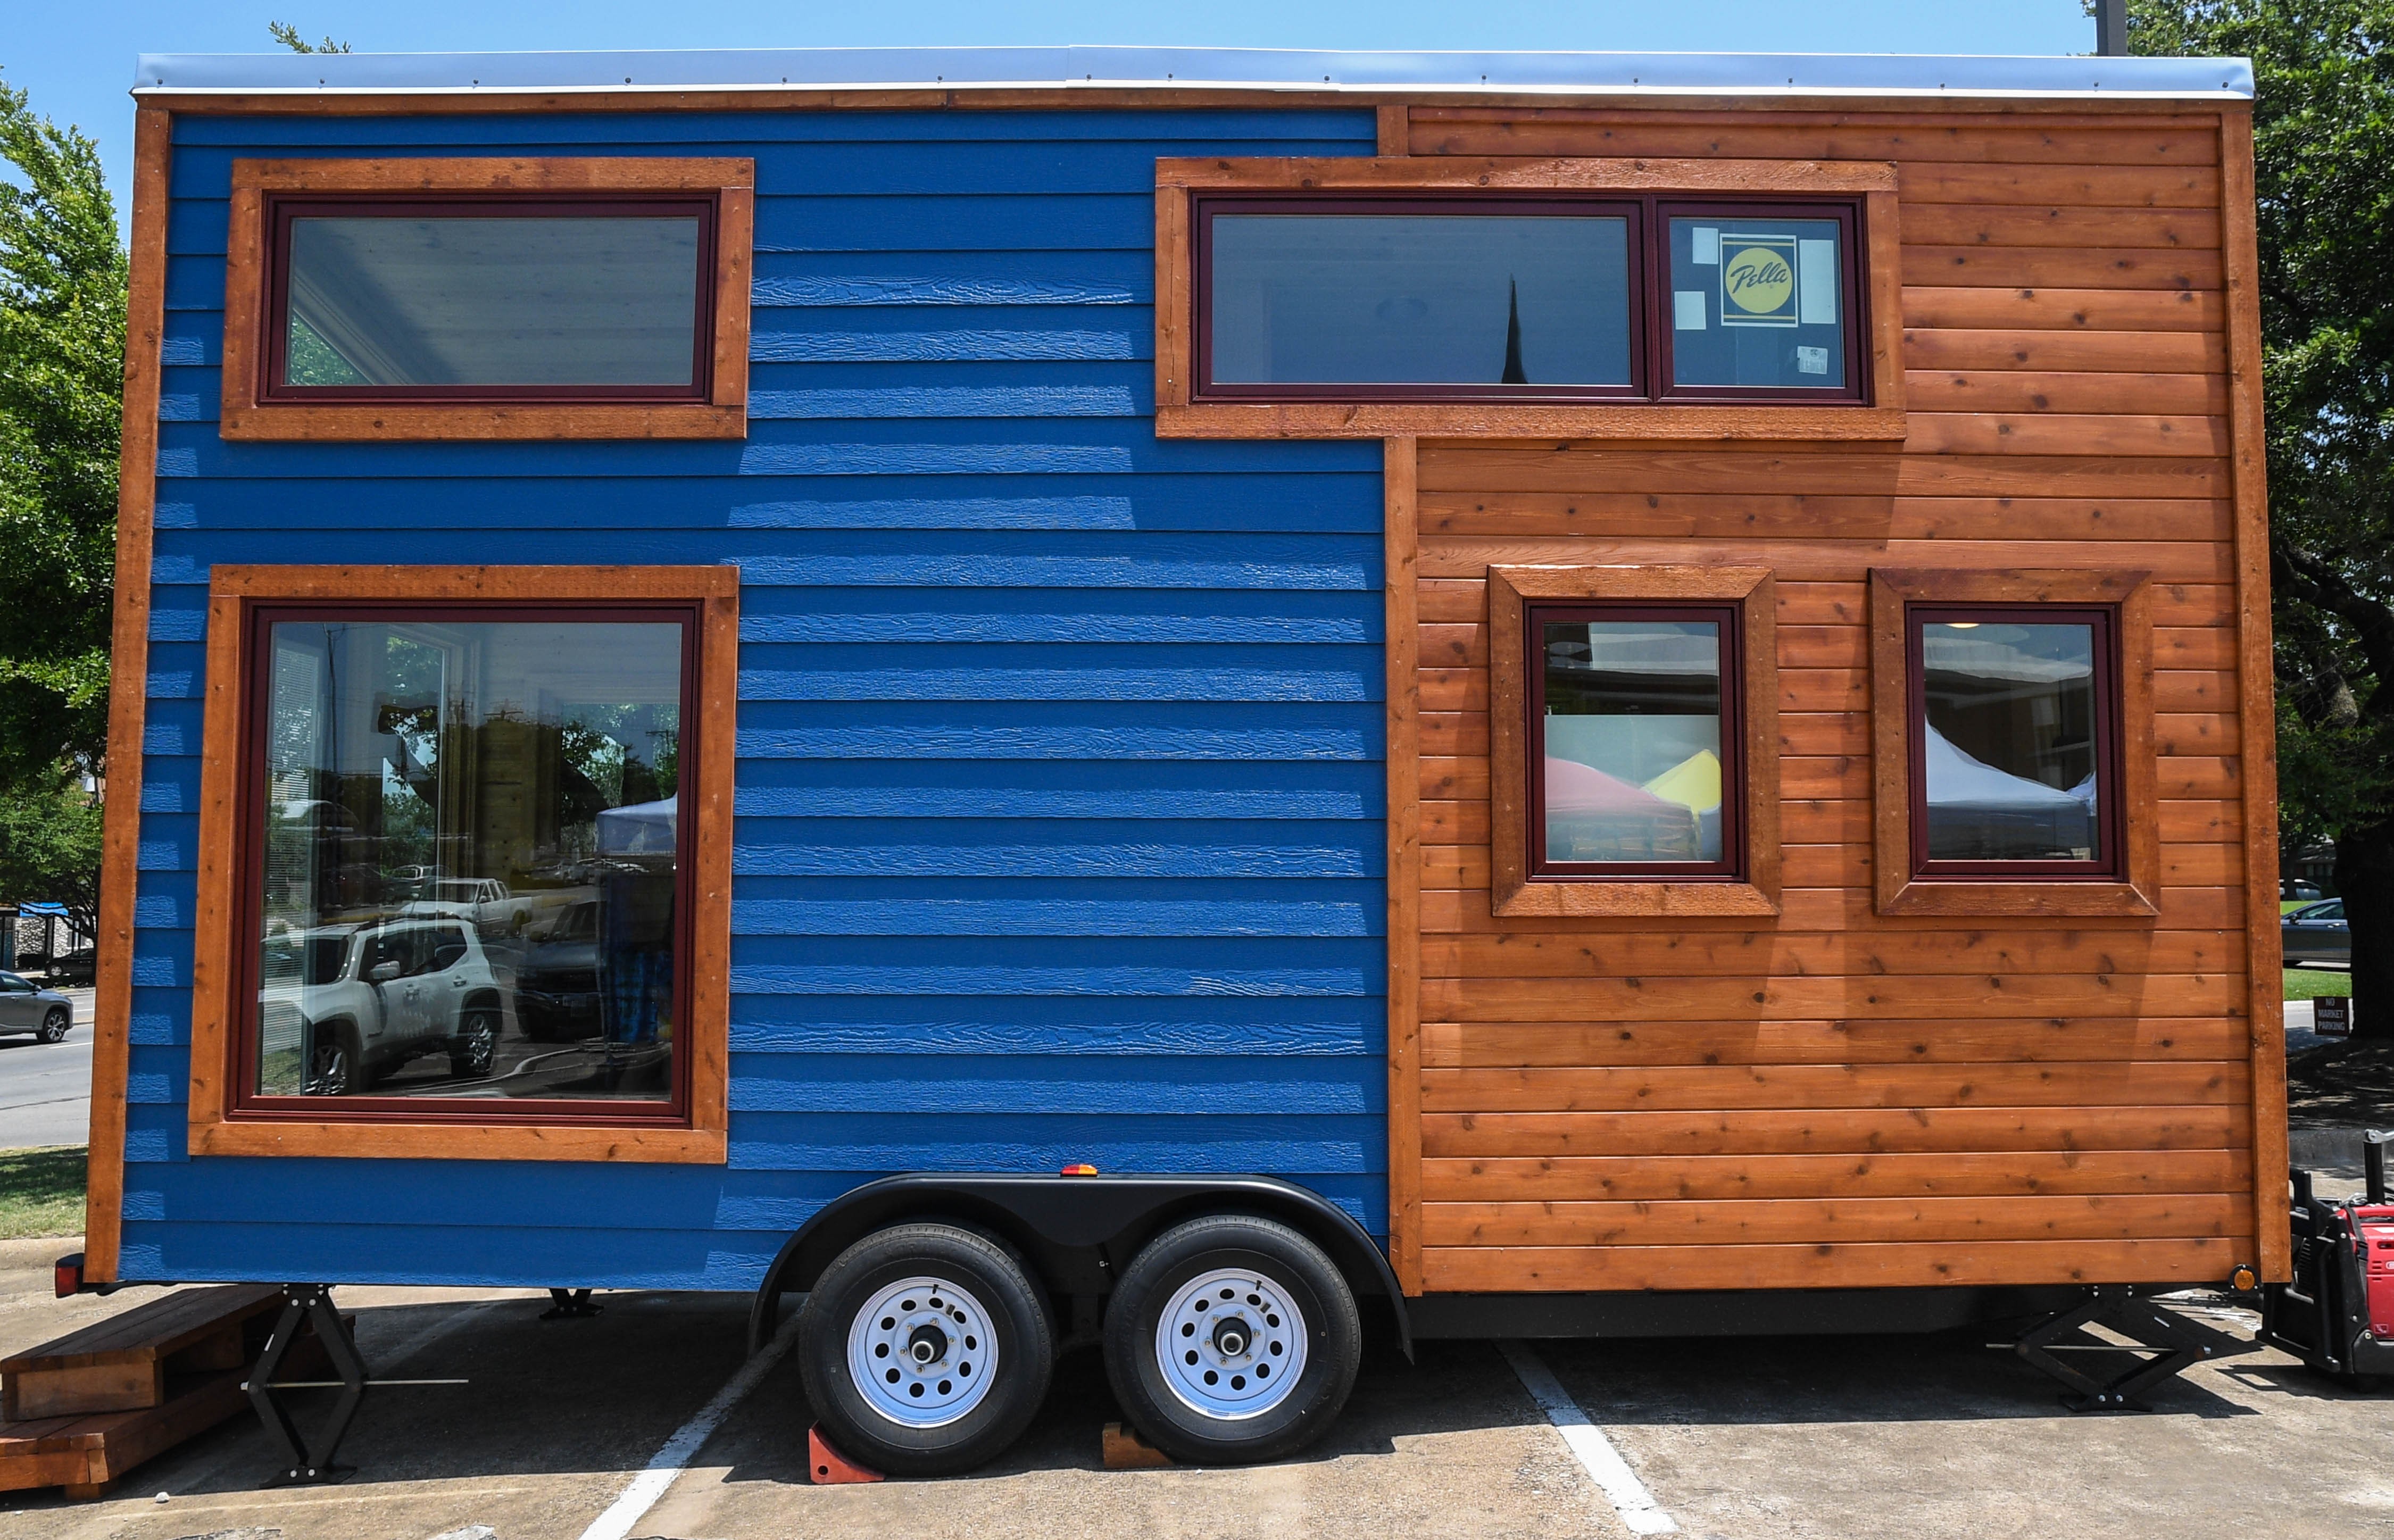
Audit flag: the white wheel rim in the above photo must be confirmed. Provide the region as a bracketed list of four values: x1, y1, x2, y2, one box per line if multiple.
[1153, 1266, 1309, 1421]
[847, 1275, 1000, 1428]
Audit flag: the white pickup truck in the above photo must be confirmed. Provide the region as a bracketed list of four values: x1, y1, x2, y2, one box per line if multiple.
[258, 918, 506, 1094]
[402, 877, 550, 938]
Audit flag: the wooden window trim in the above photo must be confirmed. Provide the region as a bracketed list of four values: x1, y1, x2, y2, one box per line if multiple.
[1488, 564, 1781, 918]
[220, 158, 754, 442]
[1869, 569, 2159, 919]
[1154, 156, 1903, 442]
[187, 565, 738, 1162]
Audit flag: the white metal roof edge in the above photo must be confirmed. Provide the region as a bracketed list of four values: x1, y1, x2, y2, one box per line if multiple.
[131, 45, 2256, 101]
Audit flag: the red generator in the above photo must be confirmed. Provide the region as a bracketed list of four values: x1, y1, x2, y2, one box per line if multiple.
[2263, 1133, 2394, 1386]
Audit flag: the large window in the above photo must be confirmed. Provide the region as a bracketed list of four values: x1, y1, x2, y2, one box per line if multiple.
[1191, 194, 1861, 404]
[1868, 570, 2158, 918]
[187, 568, 736, 1161]
[1487, 566, 1781, 918]
[1529, 605, 1742, 878]
[220, 158, 754, 442]
[268, 199, 717, 399]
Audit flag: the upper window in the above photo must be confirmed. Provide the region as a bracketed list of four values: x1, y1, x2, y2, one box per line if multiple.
[268, 198, 717, 400]
[1906, 606, 2120, 878]
[242, 606, 697, 1122]
[220, 158, 753, 442]
[1530, 604, 1742, 878]
[1191, 195, 1861, 404]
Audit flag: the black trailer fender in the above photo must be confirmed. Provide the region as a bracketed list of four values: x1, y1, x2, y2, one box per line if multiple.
[746, 1172, 1409, 1360]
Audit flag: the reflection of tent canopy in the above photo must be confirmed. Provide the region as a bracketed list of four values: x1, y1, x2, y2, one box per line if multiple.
[1642, 750, 1723, 814]
[1923, 726, 2094, 858]
[1544, 757, 1698, 860]
[597, 797, 678, 854]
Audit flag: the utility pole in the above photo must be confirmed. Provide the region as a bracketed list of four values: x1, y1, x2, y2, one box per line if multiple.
[2096, 0, 2129, 56]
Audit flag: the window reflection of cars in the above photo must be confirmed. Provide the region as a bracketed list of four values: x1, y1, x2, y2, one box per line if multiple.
[258, 919, 505, 1094]
[2282, 898, 2350, 967]
[516, 900, 602, 1041]
[402, 877, 545, 937]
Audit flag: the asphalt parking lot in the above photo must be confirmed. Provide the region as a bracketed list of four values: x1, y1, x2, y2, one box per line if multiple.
[5, 1228, 2393, 1540]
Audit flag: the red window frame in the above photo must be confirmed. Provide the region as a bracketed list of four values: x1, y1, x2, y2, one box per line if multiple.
[228, 599, 705, 1127]
[1190, 192, 1865, 406]
[260, 193, 721, 405]
[1525, 600, 1747, 881]
[1905, 602, 2124, 882]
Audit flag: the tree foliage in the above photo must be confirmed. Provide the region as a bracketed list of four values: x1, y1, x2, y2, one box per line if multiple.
[0, 770, 101, 927]
[2131, 0, 2394, 1030]
[0, 77, 123, 789]
[268, 22, 352, 55]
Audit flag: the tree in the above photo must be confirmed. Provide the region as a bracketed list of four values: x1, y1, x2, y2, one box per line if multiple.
[0, 77, 122, 790]
[268, 22, 352, 54]
[2126, 1, 2394, 1035]
[0, 770, 101, 934]
[0, 77, 121, 930]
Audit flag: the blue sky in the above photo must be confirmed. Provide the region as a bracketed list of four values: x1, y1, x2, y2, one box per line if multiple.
[9, 2, 2104, 214]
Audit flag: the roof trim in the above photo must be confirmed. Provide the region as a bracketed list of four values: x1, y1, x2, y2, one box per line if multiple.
[132, 45, 2255, 102]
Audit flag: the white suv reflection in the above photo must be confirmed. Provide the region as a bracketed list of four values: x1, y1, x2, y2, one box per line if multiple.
[259, 918, 505, 1095]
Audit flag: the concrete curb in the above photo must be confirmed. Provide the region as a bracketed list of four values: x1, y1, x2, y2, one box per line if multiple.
[2289, 1126, 2391, 1169]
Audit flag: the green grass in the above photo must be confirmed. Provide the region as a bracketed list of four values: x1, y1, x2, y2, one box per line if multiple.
[0, 1146, 86, 1240]
[2285, 966, 2354, 1001]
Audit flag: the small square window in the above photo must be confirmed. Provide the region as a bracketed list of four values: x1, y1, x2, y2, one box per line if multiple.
[1908, 606, 2120, 878]
[1529, 604, 1744, 879]
[1868, 569, 2159, 918]
[1663, 207, 1857, 396]
[1487, 566, 1781, 919]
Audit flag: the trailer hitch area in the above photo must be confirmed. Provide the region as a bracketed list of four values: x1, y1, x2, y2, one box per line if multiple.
[2010, 1284, 2257, 1412]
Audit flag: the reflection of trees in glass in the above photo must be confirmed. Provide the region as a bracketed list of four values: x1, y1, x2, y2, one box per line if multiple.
[560, 704, 680, 806]
[286, 314, 366, 385]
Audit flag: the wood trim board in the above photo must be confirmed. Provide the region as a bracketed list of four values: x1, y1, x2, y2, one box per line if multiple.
[2220, 106, 2290, 1282]
[82, 106, 174, 1285]
[218, 157, 754, 442]
[184, 565, 737, 1163]
[1486, 564, 1782, 918]
[1384, 438, 1424, 1294]
[1868, 568, 2162, 918]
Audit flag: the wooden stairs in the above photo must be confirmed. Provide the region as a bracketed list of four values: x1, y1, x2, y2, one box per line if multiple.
[0, 1284, 335, 1500]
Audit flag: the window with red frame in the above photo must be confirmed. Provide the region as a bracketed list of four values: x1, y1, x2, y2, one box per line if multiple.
[1527, 602, 1747, 879]
[263, 195, 719, 403]
[236, 603, 701, 1123]
[1192, 194, 1863, 404]
[1906, 605, 2123, 879]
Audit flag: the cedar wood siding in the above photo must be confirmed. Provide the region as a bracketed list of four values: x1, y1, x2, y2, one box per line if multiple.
[1397, 106, 2274, 1292]
[118, 107, 1386, 1286]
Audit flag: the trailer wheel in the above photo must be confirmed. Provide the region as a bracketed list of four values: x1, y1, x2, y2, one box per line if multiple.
[1102, 1213, 1361, 1465]
[798, 1222, 1054, 1476]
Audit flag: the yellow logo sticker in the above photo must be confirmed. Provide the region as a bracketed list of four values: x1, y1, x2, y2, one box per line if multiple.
[1719, 234, 1799, 327]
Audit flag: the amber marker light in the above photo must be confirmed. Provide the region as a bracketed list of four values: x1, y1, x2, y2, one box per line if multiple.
[1060, 1163, 1100, 1176]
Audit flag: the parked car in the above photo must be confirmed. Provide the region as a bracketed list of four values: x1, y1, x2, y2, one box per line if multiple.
[403, 877, 546, 938]
[2282, 898, 2350, 966]
[258, 918, 506, 1093]
[43, 949, 96, 986]
[0, 971, 73, 1042]
[2282, 877, 2325, 902]
[514, 899, 602, 1041]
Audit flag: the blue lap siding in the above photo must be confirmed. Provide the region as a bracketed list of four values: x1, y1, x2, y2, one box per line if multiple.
[123, 108, 1384, 1287]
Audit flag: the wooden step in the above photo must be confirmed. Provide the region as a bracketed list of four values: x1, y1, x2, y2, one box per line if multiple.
[0, 1298, 344, 1501]
[1, 1284, 285, 1421]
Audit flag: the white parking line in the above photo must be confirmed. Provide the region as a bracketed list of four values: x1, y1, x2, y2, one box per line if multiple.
[577, 1318, 800, 1540]
[1498, 1339, 1678, 1537]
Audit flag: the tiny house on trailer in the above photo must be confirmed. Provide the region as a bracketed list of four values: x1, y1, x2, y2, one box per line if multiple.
[84, 45, 2284, 1472]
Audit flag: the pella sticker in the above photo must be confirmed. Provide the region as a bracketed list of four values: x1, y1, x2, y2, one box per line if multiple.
[1719, 234, 1799, 328]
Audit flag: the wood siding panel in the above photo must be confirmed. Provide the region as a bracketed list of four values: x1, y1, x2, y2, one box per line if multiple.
[1394, 103, 2274, 1295]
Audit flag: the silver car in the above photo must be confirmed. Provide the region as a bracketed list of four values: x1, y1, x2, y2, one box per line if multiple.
[0, 970, 73, 1042]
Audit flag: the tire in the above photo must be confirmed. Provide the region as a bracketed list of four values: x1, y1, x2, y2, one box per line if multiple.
[304, 1022, 366, 1096]
[1102, 1213, 1361, 1466]
[448, 1008, 499, 1078]
[798, 1222, 1054, 1476]
[36, 1009, 69, 1045]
